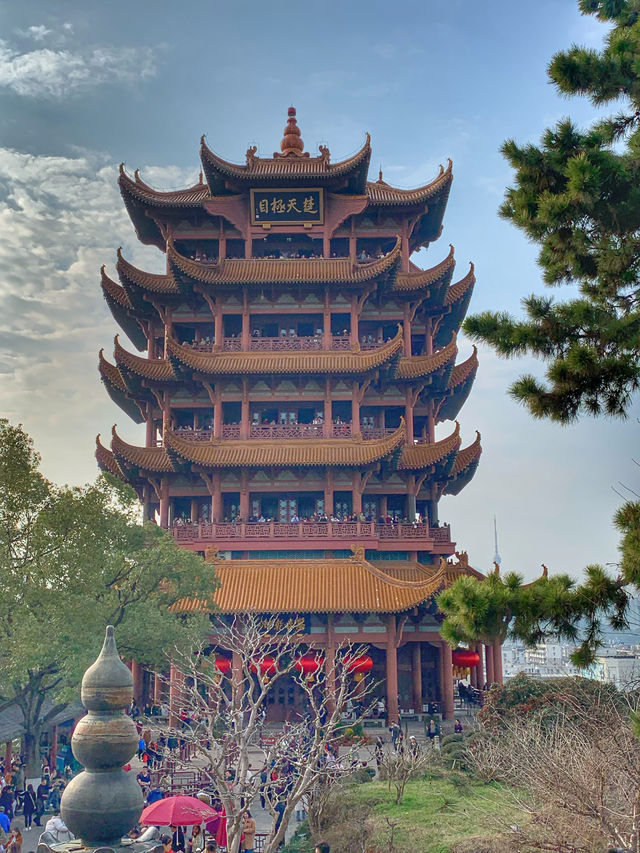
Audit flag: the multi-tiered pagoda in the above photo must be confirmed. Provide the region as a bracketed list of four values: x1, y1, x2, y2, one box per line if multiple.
[96, 109, 495, 723]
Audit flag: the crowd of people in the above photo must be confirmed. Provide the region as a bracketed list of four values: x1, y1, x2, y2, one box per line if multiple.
[0, 753, 74, 850]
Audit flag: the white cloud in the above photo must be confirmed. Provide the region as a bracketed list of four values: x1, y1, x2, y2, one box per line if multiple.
[0, 39, 157, 98]
[0, 148, 194, 484]
[25, 25, 52, 42]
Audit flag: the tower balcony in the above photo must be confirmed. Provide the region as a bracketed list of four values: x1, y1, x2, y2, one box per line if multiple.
[171, 519, 453, 552]
[187, 335, 355, 353]
[172, 423, 398, 441]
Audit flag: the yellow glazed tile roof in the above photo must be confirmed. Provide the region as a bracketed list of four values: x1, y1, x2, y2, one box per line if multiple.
[175, 554, 447, 614]
[445, 265, 475, 306]
[101, 267, 134, 308]
[165, 421, 405, 468]
[114, 336, 178, 382]
[448, 348, 478, 389]
[394, 245, 456, 292]
[111, 427, 174, 473]
[452, 431, 482, 475]
[200, 134, 371, 180]
[99, 349, 127, 392]
[396, 337, 457, 380]
[366, 161, 453, 206]
[399, 423, 461, 469]
[119, 165, 209, 207]
[167, 328, 403, 377]
[167, 238, 400, 286]
[117, 248, 178, 294]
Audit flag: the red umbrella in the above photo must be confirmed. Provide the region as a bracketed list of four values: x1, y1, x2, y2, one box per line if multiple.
[140, 795, 219, 826]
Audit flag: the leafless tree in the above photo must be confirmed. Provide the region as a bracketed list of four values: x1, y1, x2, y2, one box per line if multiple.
[378, 737, 437, 805]
[165, 613, 377, 853]
[469, 686, 640, 853]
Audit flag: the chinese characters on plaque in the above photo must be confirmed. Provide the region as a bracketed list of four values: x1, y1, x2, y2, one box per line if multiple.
[251, 188, 323, 225]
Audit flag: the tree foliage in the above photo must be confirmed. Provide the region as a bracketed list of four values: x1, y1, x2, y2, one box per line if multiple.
[437, 565, 629, 666]
[0, 419, 216, 769]
[464, 0, 640, 421]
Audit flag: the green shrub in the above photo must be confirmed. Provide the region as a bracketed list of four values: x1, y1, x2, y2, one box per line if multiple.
[441, 733, 464, 746]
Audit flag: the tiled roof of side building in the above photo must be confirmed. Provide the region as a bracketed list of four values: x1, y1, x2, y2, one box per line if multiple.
[167, 238, 400, 287]
[396, 336, 458, 380]
[173, 554, 447, 614]
[167, 327, 403, 377]
[394, 245, 456, 293]
[114, 336, 178, 382]
[366, 160, 453, 206]
[165, 421, 405, 469]
[399, 422, 461, 469]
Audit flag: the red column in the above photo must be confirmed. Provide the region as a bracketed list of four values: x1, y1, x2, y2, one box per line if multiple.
[325, 616, 336, 711]
[241, 289, 250, 349]
[240, 379, 250, 439]
[153, 672, 163, 704]
[475, 643, 485, 688]
[352, 382, 361, 435]
[169, 664, 184, 727]
[441, 643, 454, 720]
[402, 305, 412, 357]
[145, 415, 154, 447]
[323, 291, 331, 349]
[239, 472, 249, 521]
[401, 221, 410, 273]
[131, 661, 144, 706]
[493, 644, 503, 684]
[350, 296, 359, 348]
[4, 741, 12, 771]
[470, 662, 478, 688]
[385, 616, 399, 724]
[213, 385, 222, 438]
[485, 643, 495, 684]
[323, 379, 332, 437]
[411, 643, 422, 713]
[159, 478, 169, 529]
[352, 473, 362, 515]
[405, 394, 414, 444]
[214, 305, 223, 350]
[324, 470, 334, 516]
[211, 471, 222, 523]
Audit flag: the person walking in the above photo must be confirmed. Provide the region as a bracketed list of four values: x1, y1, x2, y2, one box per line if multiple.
[241, 811, 256, 852]
[20, 786, 35, 830]
[0, 807, 10, 835]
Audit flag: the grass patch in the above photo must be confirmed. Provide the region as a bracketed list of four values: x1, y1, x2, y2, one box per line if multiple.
[335, 773, 524, 853]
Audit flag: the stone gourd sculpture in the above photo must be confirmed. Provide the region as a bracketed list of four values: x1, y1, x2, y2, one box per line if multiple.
[60, 626, 144, 846]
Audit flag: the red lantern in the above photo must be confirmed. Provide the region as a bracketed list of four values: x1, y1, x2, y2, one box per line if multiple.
[451, 649, 480, 668]
[344, 655, 374, 674]
[250, 656, 277, 676]
[213, 655, 231, 674]
[294, 654, 324, 675]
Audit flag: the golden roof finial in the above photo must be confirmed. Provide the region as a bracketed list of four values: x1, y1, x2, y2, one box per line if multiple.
[280, 106, 304, 156]
[378, 166, 384, 183]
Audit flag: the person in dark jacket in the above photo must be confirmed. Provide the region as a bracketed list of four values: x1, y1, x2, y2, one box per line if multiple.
[20, 786, 36, 829]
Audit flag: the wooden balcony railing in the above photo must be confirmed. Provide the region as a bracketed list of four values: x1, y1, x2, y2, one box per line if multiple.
[172, 520, 451, 546]
[172, 424, 398, 441]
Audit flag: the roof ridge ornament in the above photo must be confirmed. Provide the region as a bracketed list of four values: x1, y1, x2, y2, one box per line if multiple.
[275, 106, 309, 158]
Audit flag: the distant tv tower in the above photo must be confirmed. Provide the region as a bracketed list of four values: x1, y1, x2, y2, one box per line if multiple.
[493, 515, 502, 567]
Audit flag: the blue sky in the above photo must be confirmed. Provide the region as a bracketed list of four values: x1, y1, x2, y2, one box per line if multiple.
[0, 0, 632, 578]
